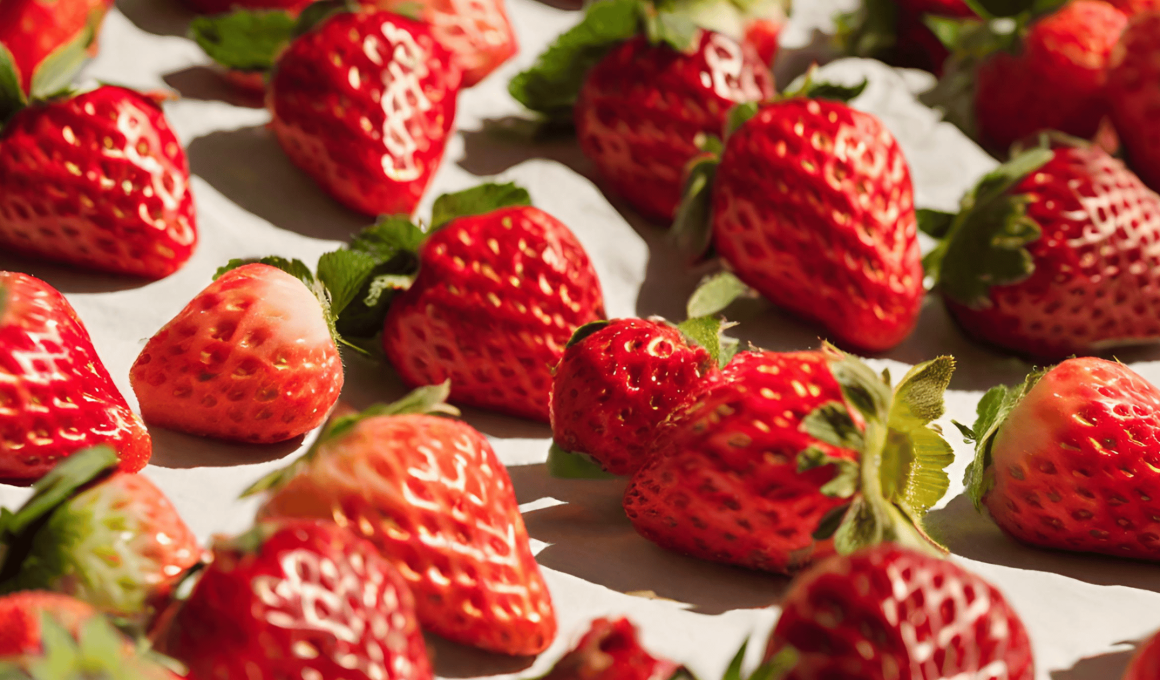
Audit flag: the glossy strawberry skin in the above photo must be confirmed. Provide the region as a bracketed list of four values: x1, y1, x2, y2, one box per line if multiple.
[541, 617, 680, 680]
[0, 87, 197, 279]
[269, 11, 459, 217]
[975, 1, 1127, 153]
[257, 414, 557, 656]
[383, 206, 604, 422]
[158, 519, 432, 680]
[1124, 627, 1160, 680]
[0, 0, 112, 95]
[0, 272, 150, 485]
[575, 33, 774, 223]
[550, 318, 717, 476]
[1108, 12, 1160, 194]
[711, 99, 923, 353]
[623, 351, 857, 574]
[130, 264, 343, 444]
[983, 358, 1160, 560]
[0, 591, 96, 657]
[765, 544, 1035, 680]
[944, 145, 1160, 359]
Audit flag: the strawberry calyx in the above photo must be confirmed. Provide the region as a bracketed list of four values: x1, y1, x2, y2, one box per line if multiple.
[0, 26, 94, 124]
[241, 382, 460, 498]
[957, 366, 1049, 510]
[722, 639, 797, 680]
[802, 347, 957, 557]
[921, 144, 1054, 306]
[0, 612, 170, 680]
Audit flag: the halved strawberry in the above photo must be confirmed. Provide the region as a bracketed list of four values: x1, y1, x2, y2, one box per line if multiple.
[245, 383, 557, 655]
[1, 272, 150, 484]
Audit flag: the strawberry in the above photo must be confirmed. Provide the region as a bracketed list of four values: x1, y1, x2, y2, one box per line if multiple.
[0, 591, 181, 679]
[0, 0, 112, 97]
[675, 90, 923, 353]
[353, 184, 605, 422]
[960, 357, 1160, 560]
[1107, 0, 1160, 14]
[1, 271, 150, 485]
[0, 85, 197, 279]
[1124, 627, 1160, 680]
[922, 139, 1160, 358]
[245, 383, 558, 655]
[511, 1, 775, 223]
[156, 518, 431, 680]
[764, 543, 1035, 680]
[623, 347, 957, 574]
[0, 446, 200, 625]
[269, 8, 459, 217]
[1108, 11, 1160, 194]
[540, 617, 683, 680]
[129, 253, 377, 443]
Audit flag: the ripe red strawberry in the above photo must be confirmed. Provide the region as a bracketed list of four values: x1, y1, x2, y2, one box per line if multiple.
[1124, 627, 1160, 680]
[573, 32, 773, 222]
[623, 348, 957, 574]
[962, 357, 1160, 560]
[269, 9, 459, 217]
[923, 140, 1160, 358]
[0, 86, 197, 279]
[678, 95, 923, 353]
[130, 259, 350, 443]
[549, 317, 722, 477]
[247, 384, 558, 655]
[157, 518, 432, 680]
[764, 543, 1035, 680]
[0, 0, 112, 96]
[0, 446, 200, 624]
[1, 271, 150, 484]
[1108, 11, 1160, 194]
[540, 617, 682, 680]
[377, 184, 604, 422]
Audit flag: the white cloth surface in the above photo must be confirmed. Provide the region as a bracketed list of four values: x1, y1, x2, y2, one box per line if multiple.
[0, 0, 1156, 678]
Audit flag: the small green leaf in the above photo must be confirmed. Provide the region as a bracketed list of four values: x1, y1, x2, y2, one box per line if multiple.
[508, 0, 643, 119]
[812, 503, 851, 540]
[32, 614, 82, 679]
[316, 249, 378, 318]
[825, 348, 893, 425]
[798, 447, 860, 499]
[643, 8, 700, 51]
[917, 209, 956, 239]
[190, 10, 295, 72]
[29, 24, 93, 100]
[686, 271, 749, 320]
[696, 133, 724, 155]
[753, 647, 798, 680]
[676, 315, 727, 367]
[292, 0, 354, 37]
[830, 496, 879, 554]
[76, 615, 124, 671]
[1, 446, 118, 539]
[350, 216, 429, 259]
[547, 442, 617, 479]
[964, 0, 1035, 17]
[801, 403, 865, 451]
[962, 372, 1045, 510]
[725, 102, 759, 137]
[795, 79, 868, 103]
[722, 640, 749, 680]
[566, 320, 611, 349]
[833, 0, 900, 59]
[671, 152, 719, 261]
[430, 183, 532, 229]
[0, 43, 27, 122]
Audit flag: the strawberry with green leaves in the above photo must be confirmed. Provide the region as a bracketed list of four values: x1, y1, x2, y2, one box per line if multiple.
[960, 357, 1160, 561]
[0, 0, 112, 98]
[511, 0, 776, 222]
[0, 447, 200, 626]
[192, 5, 459, 217]
[0, 83, 197, 279]
[764, 543, 1035, 680]
[1108, 11, 1160, 194]
[922, 139, 1160, 359]
[129, 250, 380, 443]
[548, 273, 743, 477]
[245, 384, 558, 656]
[675, 83, 923, 353]
[1, 271, 151, 485]
[624, 347, 957, 574]
[333, 183, 604, 422]
[156, 518, 431, 680]
[0, 592, 181, 680]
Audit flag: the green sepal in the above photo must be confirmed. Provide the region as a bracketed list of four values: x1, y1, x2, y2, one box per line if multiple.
[725, 103, 759, 138]
[566, 320, 612, 349]
[964, 0, 1043, 17]
[883, 357, 957, 521]
[333, 216, 428, 342]
[927, 147, 1053, 306]
[509, 0, 643, 119]
[241, 382, 460, 498]
[13, 613, 160, 680]
[189, 10, 295, 72]
[430, 182, 532, 229]
[832, 0, 899, 60]
[386, 1, 425, 19]
[672, 144, 720, 262]
[0, 446, 118, 541]
[797, 447, 859, 499]
[722, 640, 796, 680]
[962, 368, 1046, 510]
[802, 404, 866, 452]
[812, 502, 852, 540]
[292, 0, 357, 38]
[546, 442, 617, 479]
[0, 42, 28, 124]
[28, 23, 94, 101]
[676, 315, 736, 368]
[780, 65, 868, 104]
[641, 4, 701, 52]
[686, 271, 750, 319]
